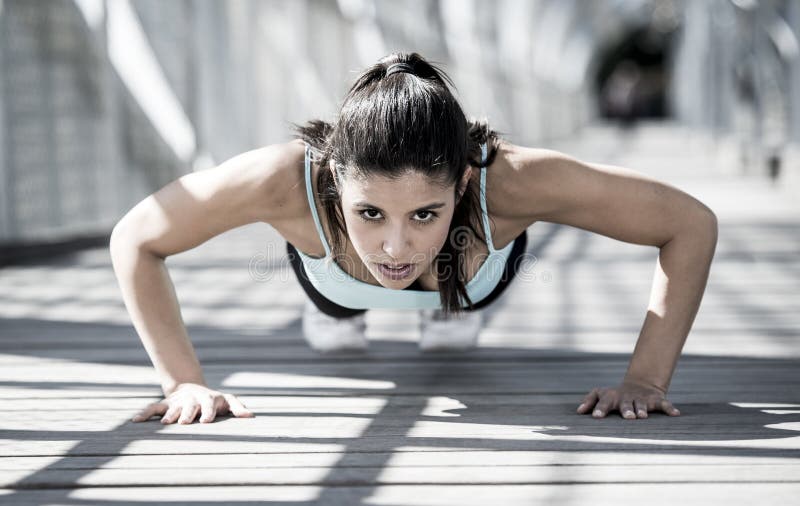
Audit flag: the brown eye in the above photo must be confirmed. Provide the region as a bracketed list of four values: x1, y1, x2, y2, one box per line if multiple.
[359, 209, 382, 221]
[414, 211, 438, 224]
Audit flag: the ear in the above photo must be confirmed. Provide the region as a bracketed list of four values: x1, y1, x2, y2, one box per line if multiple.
[456, 166, 473, 201]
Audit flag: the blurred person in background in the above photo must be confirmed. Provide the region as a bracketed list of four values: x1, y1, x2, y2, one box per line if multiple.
[111, 52, 717, 425]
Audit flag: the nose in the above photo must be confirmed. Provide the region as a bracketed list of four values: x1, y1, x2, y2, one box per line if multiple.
[381, 225, 412, 260]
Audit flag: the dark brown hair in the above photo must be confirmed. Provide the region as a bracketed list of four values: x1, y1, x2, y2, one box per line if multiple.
[290, 52, 505, 315]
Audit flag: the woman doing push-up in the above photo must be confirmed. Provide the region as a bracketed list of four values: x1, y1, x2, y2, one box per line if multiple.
[111, 52, 718, 425]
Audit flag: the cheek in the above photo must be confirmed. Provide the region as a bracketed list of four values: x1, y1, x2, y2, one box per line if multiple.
[344, 216, 374, 248]
[438, 224, 453, 249]
[421, 222, 451, 256]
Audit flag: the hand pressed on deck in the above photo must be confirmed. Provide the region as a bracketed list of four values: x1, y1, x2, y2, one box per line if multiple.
[576, 380, 681, 419]
[130, 383, 255, 424]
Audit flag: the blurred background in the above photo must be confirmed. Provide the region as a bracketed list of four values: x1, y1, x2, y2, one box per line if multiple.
[0, 0, 799, 262]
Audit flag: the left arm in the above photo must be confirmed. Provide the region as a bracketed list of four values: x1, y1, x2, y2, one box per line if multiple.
[623, 214, 717, 398]
[500, 143, 718, 419]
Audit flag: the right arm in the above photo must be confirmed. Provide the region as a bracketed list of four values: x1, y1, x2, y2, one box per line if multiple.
[110, 140, 304, 398]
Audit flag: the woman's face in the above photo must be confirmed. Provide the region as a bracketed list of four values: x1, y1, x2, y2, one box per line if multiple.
[335, 164, 472, 289]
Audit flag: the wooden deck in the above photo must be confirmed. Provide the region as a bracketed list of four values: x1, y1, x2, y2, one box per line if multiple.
[1, 124, 799, 504]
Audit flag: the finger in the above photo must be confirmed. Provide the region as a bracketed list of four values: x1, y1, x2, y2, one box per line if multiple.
[199, 396, 216, 423]
[577, 389, 599, 414]
[131, 405, 155, 423]
[178, 403, 199, 424]
[131, 410, 151, 423]
[619, 399, 636, 420]
[660, 398, 681, 416]
[224, 394, 255, 418]
[634, 399, 648, 419]
[132, 402, 166, 422]
[161, 404, 182, 424]
[593, 397, 614, 418]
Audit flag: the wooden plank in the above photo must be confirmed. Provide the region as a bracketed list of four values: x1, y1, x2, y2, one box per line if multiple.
[2, 483, 794, 506]
[1, 463, 799, 488]
[4, 437, 800, 459]
[0, 483, 799, 506]
[2, 450, 799, 471]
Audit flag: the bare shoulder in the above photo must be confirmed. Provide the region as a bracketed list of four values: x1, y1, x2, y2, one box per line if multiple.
[478, 140, 557, 226]
[486, 139, 717, 248]
[243, 137, 309, 223]
[111, 138, 309, 258]
[160, 137, 309, 225]
[485, 139, 566, 222]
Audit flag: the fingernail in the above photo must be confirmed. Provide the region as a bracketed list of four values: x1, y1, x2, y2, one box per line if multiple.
[593, 410, 602, 417]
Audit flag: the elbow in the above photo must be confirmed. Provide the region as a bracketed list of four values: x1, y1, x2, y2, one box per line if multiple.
[709, 210, 719, 256]
[668, 206, 718, 253]
[110, 216, 167, 263]
[696, 208, 718, 256]
[110, 213, 132, 250]
[109, 216, 144, 262]
[702, 207, 718, 243]
[109, 221, 131, 263]
[688, 199, 718, 241]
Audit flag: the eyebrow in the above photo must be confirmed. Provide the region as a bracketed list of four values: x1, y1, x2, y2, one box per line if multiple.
[352, 201, 447, 213]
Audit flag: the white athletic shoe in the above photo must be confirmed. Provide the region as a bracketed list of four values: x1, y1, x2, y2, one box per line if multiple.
[418, 307, 483, 352]
[301, 299, 368, 353]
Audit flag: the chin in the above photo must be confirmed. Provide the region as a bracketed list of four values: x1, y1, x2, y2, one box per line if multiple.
[382, 277, 417, 289]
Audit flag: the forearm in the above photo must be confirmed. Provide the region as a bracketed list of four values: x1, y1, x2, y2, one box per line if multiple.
[110, 233, 207, 397]
[624, 215, 718, 392]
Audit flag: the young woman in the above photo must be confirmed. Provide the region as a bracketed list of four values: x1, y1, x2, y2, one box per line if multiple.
[112, 52, 718, 425]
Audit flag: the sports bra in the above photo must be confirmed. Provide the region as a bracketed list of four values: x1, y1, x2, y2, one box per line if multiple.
[293, 141, 515, 309]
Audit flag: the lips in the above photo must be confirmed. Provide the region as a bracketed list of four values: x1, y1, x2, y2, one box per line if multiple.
[376, 262, 414, 280]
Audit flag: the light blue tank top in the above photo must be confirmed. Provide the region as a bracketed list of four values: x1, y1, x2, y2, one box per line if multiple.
[294, 141, 515, 310]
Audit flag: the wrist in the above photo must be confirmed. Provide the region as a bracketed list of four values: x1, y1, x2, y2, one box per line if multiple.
[622, 375, 667, 394]
[163, 379, 207, 397]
